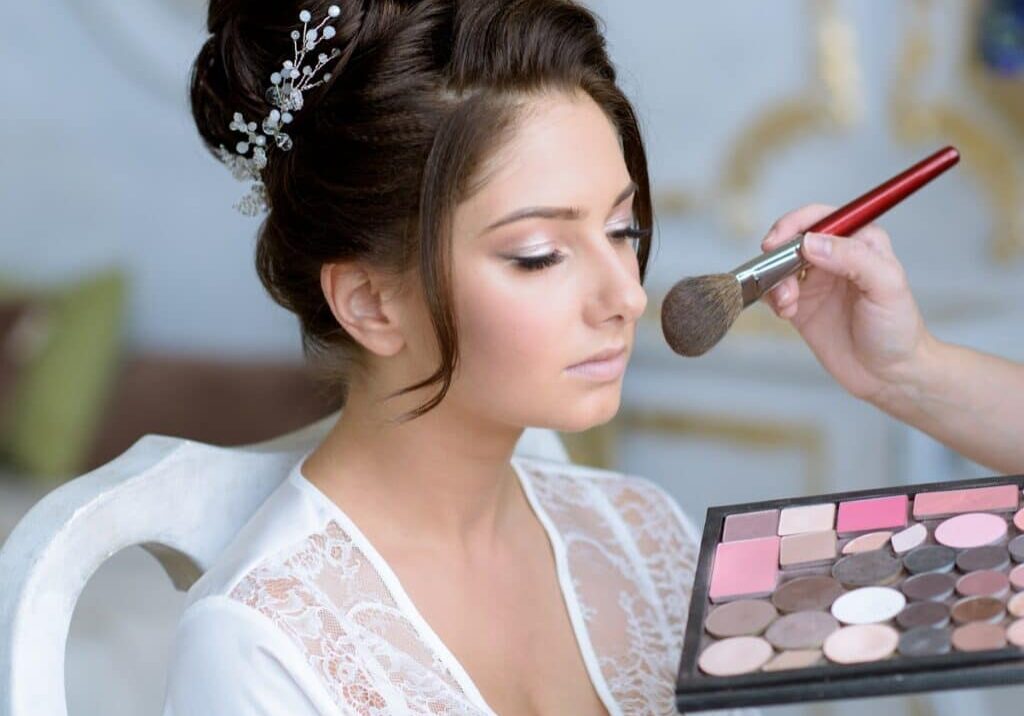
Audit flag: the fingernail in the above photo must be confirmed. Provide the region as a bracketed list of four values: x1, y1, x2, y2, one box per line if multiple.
[804, 232, 833, 257]
[775, 284, 790, 302]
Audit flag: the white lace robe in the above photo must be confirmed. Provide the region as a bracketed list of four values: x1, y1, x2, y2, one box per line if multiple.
[161, 450, 757, 715]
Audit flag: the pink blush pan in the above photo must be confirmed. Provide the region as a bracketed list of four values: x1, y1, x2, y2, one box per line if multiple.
[933, 513, 1007, 549]
[913, 484, 1018, 519]
[836, 495, 908, 535]
[708, 536, 780, 603]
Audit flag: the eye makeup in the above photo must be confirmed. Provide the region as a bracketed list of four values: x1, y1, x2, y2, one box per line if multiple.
[676, 473, 1024, 712]
[507, 225, 648, 271]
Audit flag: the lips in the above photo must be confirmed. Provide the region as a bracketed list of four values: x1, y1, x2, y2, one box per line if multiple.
[568, 345, 626, 369]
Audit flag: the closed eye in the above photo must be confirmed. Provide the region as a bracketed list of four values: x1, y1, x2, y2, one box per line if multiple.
[513, 226, 651, 272]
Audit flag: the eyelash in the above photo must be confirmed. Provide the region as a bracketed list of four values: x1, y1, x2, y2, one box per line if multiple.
[514, 227, 652, 272]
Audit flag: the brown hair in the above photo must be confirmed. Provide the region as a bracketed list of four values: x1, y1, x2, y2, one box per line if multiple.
[189, 0, 654, 423]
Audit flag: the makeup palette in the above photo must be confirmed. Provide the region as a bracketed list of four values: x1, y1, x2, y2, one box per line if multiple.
[675, 474, 1024, 712]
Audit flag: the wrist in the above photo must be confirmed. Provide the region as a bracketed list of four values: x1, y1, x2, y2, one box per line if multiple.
[871, 332, 949, 420]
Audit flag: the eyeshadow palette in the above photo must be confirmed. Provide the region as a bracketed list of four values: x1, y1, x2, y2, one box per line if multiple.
[675, 474, 1024, 712]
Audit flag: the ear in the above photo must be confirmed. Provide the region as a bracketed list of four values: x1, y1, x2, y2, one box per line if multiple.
[320, 261, 407, 357]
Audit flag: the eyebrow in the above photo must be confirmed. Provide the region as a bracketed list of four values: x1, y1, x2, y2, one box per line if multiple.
[482, 180, 638, 234]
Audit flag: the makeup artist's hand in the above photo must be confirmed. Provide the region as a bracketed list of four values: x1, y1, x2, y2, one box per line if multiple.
[759, 204, 936, 408]
[761, 204, 1024, 474]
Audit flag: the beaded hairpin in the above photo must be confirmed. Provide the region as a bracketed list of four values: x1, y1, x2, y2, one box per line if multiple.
[215, 5, 343, 216]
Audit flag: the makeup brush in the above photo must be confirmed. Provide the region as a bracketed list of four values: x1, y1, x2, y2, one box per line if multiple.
[661, 146, 961, 357]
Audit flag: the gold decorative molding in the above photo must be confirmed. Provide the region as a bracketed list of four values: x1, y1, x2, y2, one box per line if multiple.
[720, 101, 832, 238]
[728, 301, 801, 339]
[562, 408, 827, 498]
[963, 0, 1024, 136]
[907, 694, 939, 716]
[559, 420, 617, 470]
[649, 1, 865, 230]
[890, 0, 1023, 262]
[719, 0, 864, 239]
[652, 188, 701, 219]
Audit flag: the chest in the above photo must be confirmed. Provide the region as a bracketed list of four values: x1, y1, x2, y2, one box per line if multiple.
[390, 542, 611, 716]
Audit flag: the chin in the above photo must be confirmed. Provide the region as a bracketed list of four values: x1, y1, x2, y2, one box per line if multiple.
[543, 387, 623, 433]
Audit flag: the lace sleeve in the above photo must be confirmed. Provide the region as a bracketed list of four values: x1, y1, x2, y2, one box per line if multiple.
[162, 595, 339, 716]
[613, 477, 764, 716]
[606, 477, 700, 632]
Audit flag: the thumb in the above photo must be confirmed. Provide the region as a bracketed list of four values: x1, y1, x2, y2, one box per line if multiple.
[801, 232, 903, 301]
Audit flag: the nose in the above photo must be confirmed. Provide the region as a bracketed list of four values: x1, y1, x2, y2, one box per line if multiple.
[584, 233, 648, 326]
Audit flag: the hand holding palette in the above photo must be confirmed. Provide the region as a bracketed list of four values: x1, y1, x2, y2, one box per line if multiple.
[675, 474, 1024, 712]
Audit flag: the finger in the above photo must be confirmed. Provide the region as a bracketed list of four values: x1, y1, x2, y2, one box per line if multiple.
[777, 275, 799, 306]
[851, 223, 894, 257]
[765, 285, 799, 320]
[762, 203, 837, 251]
[764, 285, 784, 314]
[801, 231, 905, 301]
[765, 276, 800, 315]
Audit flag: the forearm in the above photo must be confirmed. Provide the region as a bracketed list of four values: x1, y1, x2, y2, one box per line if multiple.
[875, 336, 1024, 475]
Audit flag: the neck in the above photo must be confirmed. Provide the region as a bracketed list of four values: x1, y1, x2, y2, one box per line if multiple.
[302, 378, 528, 553]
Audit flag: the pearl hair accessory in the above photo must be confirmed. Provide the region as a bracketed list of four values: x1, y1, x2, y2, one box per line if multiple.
[215, 4, 344, 216]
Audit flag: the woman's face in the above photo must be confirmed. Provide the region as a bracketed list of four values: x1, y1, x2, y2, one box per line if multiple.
[433, 89, 648, 433]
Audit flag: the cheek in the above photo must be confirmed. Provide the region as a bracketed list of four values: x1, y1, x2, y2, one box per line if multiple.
[455, 267, 573, 384]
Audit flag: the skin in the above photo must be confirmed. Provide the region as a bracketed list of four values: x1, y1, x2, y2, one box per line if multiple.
[301, 88, 645, 715]
[762, 204, 1024, 474]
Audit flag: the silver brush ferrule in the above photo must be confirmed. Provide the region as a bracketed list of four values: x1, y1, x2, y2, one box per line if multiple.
[731, 234, 807, 307]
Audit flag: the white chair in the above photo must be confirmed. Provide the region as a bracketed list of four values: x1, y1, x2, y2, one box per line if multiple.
[0, 409, 571, 716]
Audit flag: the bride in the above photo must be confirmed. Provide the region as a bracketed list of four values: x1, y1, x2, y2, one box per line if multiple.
[163, 2, 753, 714]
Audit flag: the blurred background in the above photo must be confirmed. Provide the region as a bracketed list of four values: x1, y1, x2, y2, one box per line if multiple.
[1, 0, 1022, 714]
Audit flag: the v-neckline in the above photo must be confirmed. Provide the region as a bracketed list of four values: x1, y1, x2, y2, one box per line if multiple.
[287, 447, 620, 716]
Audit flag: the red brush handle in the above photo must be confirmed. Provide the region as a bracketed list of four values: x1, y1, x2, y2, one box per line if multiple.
[806, 146, 960, 237]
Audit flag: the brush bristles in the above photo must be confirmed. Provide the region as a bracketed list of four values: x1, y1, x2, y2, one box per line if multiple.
[660, 274, 744, 357]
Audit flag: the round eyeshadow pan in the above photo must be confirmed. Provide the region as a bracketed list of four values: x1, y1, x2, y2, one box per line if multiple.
[951, 595, 1005, 624]
[956, 545, 1010, 573]
[841, 531, 893, 555]
[764, 611, 840, 650]
[761, 649, 823, 672]
[896, 601, 950, 629]
[771, 576, 845, 613]
[830, 586, 906, 625]
[933, 512, 1007, 549]
[698, 636, 774, 676]
[705, 600, 778, 638]
[823, 624, 899, 664]
[1012, 565, 1024, 591]
[898, 626, 952, 656]
[951, 622, 1007, 652]
[901, 572, 956, 602]
[832, 550, 903, 588]
[903, 545, 957, 574]
[1014, 507, 1024, 533]
[891, 523, 927, 554]
[1008, 619, 1024, 647]
[1009, 535, 1024, 563]
[955, 570, 1010, 599]
[1009, 592, 1024, 618]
